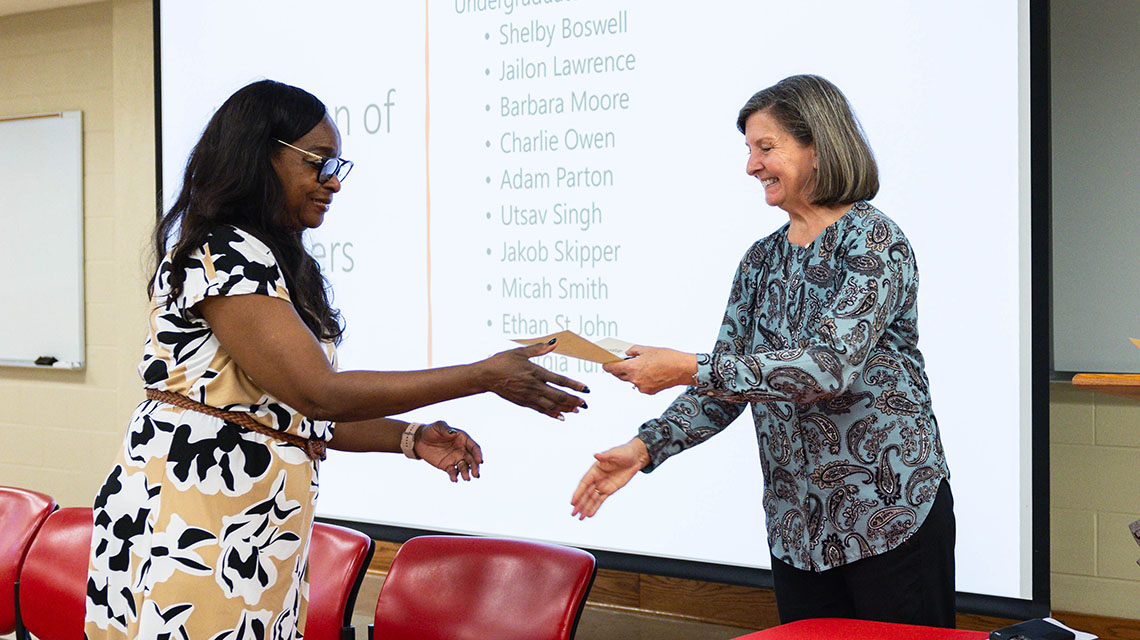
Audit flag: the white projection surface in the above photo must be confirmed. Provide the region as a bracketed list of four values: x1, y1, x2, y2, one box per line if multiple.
[160, 1, 1034, 600]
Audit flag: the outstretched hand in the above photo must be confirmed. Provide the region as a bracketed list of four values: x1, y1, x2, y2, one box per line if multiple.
[570, 437, 651, 520]
[479, 340, 589, 420]
[415, 421, 483, 482]
[602, 345, 698, 395]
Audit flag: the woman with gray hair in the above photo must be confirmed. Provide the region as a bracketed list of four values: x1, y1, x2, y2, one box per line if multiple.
[570, 75, 954, 626]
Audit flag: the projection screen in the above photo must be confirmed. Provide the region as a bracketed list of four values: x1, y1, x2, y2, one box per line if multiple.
[158, 0, 1044, 612]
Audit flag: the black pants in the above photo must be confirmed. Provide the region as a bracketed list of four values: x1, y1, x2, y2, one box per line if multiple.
[770, 479, 956, 628]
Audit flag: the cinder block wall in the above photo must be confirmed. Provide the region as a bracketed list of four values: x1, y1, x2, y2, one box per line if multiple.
[0, 0, 153, 508]
[1, 0, 1138, 624]
[1050, 383, 1140, 618]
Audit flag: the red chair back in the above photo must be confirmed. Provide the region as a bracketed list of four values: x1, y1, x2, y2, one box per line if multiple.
[733, 618, 989, 639]
[15, 507, 92, 640]
[0, 487, 56, 634]
[305, 522, 375, 640]
[371, 535, 597, 640]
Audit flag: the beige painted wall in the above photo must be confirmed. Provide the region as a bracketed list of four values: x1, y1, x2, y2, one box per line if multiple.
[1, 0, 1138, 622]
[0, 0, 153, 508]
[1050, 383, 1140, 618]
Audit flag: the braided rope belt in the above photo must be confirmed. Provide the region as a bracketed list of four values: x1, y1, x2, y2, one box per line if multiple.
[145, 388, 327, 461]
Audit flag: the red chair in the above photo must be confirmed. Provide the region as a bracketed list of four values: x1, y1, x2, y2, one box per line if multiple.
[0, 487, 56, 635]
[369, 535, 597, 640]
[732, 618, 989, 639]
[305, 522, 375, 640]
[14, 507, 93, 640]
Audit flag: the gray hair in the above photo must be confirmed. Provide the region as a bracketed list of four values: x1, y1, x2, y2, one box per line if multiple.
[737, 75, 878, 205]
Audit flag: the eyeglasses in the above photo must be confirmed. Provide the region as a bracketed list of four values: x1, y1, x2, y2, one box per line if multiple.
[275, 139, 354, 184]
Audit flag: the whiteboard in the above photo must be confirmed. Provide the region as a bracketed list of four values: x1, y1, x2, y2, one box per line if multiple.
[0, 111, 84, 370]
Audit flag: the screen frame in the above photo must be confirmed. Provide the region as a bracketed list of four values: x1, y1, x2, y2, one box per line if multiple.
[151, 0, 1052, 620]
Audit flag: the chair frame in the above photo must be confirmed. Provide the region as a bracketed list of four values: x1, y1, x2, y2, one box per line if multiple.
[307, 521, 376, 640]
[369, 535, 598, 640]
[0, 486, 57, 636]
[13, 506, 93, 640]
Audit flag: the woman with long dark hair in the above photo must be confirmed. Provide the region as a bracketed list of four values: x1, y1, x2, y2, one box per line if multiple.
[85, 79, 587, 640]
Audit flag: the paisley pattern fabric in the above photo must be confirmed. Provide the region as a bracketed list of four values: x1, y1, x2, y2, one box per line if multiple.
[638, 202, 949, 571]
[86, 226, 335, 640]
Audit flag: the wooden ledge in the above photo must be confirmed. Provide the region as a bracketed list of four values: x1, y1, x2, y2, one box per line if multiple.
[1072, 373, 1140, 401]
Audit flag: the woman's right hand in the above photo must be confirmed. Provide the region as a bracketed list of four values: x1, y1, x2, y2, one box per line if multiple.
[602, 345, 697, 395]
[477, 340, 589, 419]
[570, 437, 651, 519]
[415, 421, 483, 482]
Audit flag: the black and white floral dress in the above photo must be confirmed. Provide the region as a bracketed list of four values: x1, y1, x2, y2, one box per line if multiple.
[85, 226, 335, 640]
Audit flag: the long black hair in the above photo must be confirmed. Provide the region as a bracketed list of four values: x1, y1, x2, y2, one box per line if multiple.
[151, 79, 344, 344]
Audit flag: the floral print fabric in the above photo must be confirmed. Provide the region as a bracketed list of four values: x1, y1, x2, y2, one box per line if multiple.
[638, 202, 949, 571]
[86, 226, 334, 640]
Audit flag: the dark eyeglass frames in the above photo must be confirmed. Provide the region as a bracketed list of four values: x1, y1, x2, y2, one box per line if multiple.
[275, 139, 354, 184]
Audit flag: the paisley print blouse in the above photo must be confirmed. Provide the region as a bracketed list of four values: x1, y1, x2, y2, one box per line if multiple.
[638, 202, 949, 571]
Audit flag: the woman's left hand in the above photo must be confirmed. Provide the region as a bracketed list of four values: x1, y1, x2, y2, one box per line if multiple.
[602, 345, 698, 395]
[570, 437, 651, 519]
[415, 421, 483, 482]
